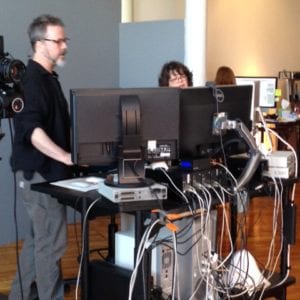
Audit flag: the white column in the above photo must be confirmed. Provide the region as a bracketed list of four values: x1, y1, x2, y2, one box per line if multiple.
[122, 0, 133, 23]
[184, 0, 207, 86]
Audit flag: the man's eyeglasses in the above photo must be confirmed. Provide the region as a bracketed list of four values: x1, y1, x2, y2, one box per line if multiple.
[42, 37, 70, 45]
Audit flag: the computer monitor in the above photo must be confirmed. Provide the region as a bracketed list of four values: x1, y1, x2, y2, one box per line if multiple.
[179, 85, 253, 161]
[235, 76, 277, 108]
[70, 87, 180, 185]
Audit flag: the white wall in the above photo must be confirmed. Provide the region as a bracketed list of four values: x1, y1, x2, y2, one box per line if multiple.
[132, 0, 185, 22]
[123, 0, 300, 81]
[206, 0, 300, 80]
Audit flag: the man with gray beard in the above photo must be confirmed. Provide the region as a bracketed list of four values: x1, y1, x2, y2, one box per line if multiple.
[10, 14, 73, 300]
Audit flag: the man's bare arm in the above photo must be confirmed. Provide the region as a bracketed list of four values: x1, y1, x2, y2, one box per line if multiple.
[31, 127, 73, 165]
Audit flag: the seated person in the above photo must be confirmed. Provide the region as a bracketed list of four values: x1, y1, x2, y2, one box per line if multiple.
[158, 60, 193, 88]
[214, 66, 236, 85]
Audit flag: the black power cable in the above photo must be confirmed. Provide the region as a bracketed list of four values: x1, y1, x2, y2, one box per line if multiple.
[9, 118, 24, 300]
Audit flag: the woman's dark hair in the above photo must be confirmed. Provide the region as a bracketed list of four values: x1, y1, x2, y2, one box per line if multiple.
[158, 60, 193, 87]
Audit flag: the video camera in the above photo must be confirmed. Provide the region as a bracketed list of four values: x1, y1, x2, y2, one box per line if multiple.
[0, 35, 26, 119]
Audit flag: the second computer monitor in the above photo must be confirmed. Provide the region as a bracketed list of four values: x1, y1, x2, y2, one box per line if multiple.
[179, 85, 253, 160]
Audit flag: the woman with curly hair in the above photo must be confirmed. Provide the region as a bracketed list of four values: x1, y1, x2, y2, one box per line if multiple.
[158, 60, 193, 88]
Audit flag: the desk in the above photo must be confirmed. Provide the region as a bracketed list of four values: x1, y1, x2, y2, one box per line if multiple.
[31, 175, 296, 299]
[266, 119, 300, 156]
[31, 182, 166, 300]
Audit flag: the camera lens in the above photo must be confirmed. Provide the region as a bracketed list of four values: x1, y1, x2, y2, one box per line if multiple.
[0, 57, 26, 84]
[0, 87, 24, 118]
[11, 97, 24, 113]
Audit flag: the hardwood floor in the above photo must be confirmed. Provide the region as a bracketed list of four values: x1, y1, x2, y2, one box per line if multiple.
[0, 216, 112, 300]
[0, 185, 299, 299]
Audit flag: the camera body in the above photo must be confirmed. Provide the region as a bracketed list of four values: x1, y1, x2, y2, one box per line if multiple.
[0, 35, 26, 119]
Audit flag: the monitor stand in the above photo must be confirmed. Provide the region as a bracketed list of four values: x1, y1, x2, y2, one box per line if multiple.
[105, 173, 152, 189]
